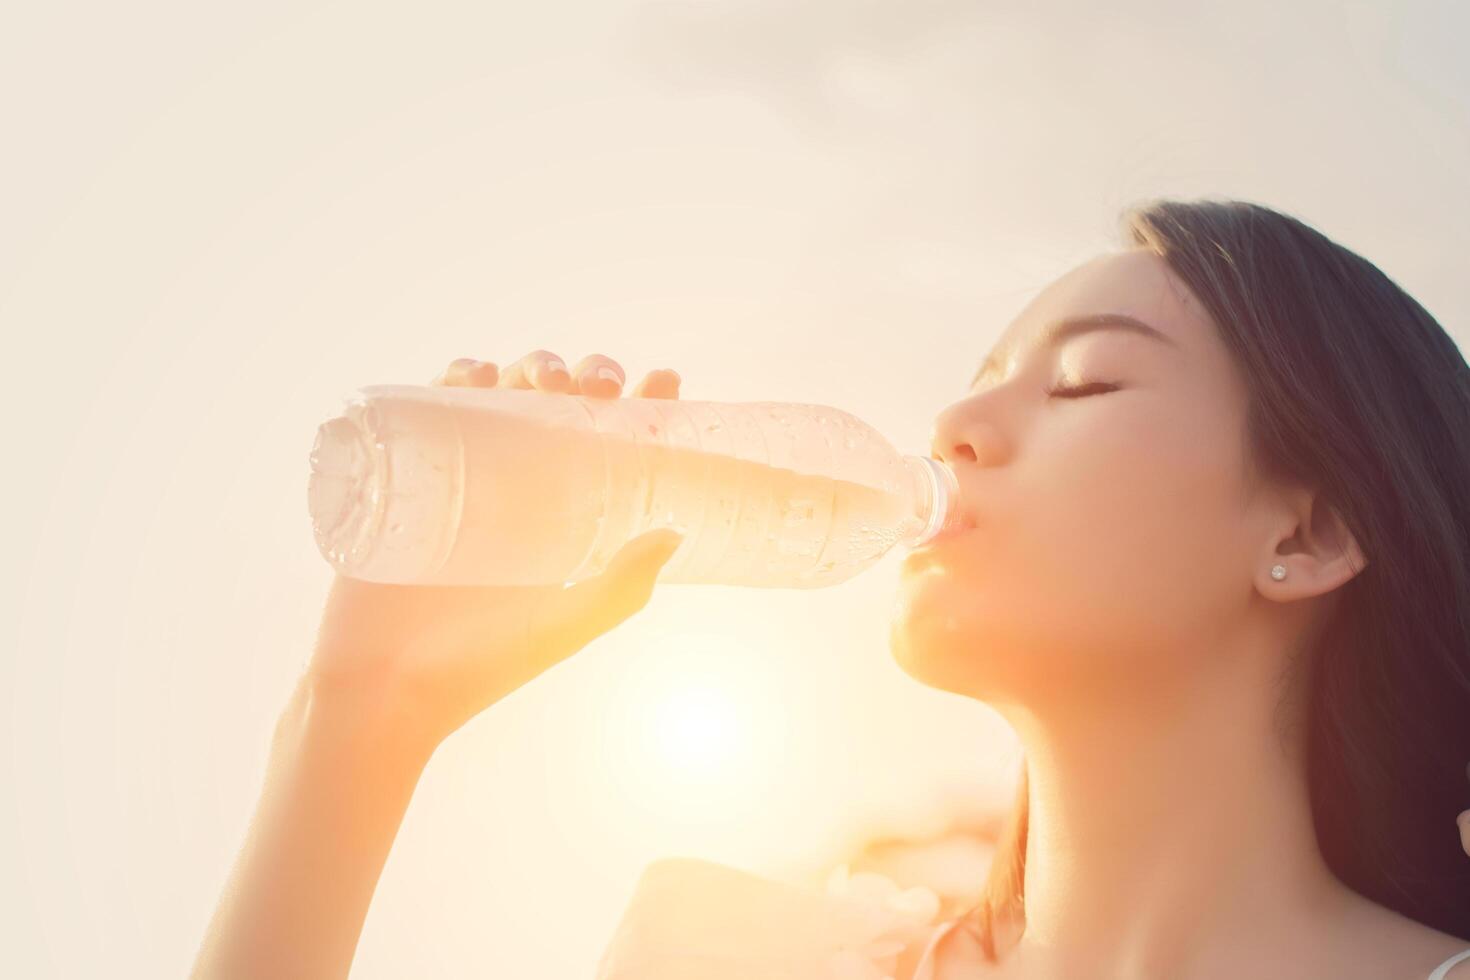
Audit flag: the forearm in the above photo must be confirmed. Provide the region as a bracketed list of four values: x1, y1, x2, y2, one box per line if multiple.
[191, 674, 438, 980]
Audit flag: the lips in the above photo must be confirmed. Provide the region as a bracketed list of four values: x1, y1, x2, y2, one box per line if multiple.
[932, 520, 974, 543]
[924, 513, 976, 545]
[901, 522, 975, 571]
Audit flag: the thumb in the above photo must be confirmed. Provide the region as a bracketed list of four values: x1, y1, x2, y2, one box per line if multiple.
[599, 527, 685, 597]
[539, 529, 684, 654]
[622, 526, 686, 566]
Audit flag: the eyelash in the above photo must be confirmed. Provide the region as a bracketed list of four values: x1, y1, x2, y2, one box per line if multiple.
[1045, 381, 1119, 399]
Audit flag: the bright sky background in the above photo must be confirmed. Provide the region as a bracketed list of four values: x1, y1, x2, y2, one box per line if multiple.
[2, 1, 1466, 976]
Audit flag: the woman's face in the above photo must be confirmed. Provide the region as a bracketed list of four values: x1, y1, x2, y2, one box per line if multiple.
[890, 248, 1262, 707]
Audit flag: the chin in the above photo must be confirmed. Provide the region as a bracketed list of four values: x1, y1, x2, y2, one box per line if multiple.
[888, 569, 989, 695]
[889, 565, 1068, 705]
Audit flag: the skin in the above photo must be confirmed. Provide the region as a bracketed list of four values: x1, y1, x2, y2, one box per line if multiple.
[191, 352, 686, 980]
[897, 249, 1469, 979]
[192, 258, 1470, 979]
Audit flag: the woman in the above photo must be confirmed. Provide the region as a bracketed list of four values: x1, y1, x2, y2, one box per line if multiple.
[192, 199, 1470, 979]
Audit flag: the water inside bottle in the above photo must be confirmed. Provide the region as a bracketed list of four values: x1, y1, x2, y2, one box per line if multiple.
[311, 387, 932, 588]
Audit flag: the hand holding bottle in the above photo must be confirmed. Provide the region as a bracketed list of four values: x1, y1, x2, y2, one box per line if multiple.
[306, 350, 686, 751]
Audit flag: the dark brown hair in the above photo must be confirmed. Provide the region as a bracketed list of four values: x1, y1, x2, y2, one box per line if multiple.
[960, 198, 1470, 958]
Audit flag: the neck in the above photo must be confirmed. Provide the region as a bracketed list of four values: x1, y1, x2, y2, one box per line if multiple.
[995, 638, 1347, 977]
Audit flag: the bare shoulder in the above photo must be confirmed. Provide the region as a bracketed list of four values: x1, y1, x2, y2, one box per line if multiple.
[1407, 926, 1470, 980]
[1336, 892, 1470, 979]
[1404, 927, 1470, 980]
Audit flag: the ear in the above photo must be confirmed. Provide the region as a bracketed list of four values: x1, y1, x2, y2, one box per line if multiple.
[1259, 487, 1369, 600]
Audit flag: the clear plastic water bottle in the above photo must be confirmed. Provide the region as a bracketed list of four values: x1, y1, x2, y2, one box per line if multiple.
[307, 384, 960, 589]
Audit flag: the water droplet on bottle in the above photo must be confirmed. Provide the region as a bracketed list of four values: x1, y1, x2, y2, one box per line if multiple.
[781, 500, 815, 525]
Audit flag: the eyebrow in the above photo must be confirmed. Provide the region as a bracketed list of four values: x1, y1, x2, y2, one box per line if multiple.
[969, 313, 1180, 388]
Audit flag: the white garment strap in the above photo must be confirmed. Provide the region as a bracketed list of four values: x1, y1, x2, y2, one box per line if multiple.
[1428, 947, 1470, 980]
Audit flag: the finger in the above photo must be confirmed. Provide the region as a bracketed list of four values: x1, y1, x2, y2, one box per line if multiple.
[534, 529, 683, 657]
[571, 353, 625, 399]
[498, 350, 572, 393]
[1459, 809, 1470, 859]
[629, 368, 681, 400]
[431, 357, 475, 386]
[435, 358, 500, 387]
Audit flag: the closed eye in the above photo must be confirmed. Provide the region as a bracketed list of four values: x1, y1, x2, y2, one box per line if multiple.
[1046, 381, 1119, 399]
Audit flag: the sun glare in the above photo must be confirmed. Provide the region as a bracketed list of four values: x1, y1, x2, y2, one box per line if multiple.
[572, 626, 796, 856]
[650, 680, 741, 772]
[620, 630, 774, 791]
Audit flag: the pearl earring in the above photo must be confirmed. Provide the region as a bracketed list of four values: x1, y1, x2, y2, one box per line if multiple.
[1270, 564, 1287, 581]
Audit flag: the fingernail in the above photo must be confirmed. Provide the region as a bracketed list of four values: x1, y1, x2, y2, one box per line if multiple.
[596, 366, 622, 385]
[543, 358, 568, 376]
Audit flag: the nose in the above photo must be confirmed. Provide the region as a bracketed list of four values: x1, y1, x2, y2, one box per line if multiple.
[929, 397, 1009, 468]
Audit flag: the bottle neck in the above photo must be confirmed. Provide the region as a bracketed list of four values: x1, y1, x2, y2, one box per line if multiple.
[900, 455, 960, 548]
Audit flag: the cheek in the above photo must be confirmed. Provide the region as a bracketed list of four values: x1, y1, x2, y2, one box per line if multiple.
[1049, 417, 1246, 652]
[891, 398, 1250, 694]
